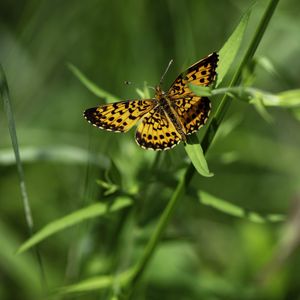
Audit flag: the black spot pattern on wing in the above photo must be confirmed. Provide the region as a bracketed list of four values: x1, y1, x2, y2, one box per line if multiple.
[135, 106, 182, 150]
[168, 52, 218, 99]
[84, 99, 156, 132]
[173, 96, 211, 135]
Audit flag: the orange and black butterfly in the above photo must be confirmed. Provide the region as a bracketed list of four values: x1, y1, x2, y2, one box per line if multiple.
[84, 52, 218, 150]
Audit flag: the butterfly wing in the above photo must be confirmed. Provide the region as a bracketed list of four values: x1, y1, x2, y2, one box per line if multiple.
[168, 52, 218, 135]
[84, 99, 157, 132]
[135, 106, 182, 150]
[168, 52, 218, 99]
[173, 96, 211, 135]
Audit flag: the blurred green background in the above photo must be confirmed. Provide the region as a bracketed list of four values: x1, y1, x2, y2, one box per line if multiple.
[1, 0, 300, 299]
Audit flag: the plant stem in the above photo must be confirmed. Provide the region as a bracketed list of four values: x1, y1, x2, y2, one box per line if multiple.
[212, 0, 280, 130]
[131, 164, 194, 283]
[126, 0, 280, 297]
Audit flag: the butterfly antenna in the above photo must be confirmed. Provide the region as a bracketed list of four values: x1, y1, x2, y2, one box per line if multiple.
[159, 59, 173, 86]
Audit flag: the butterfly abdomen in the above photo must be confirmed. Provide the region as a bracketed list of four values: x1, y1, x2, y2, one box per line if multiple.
[159, 96, 187, 141]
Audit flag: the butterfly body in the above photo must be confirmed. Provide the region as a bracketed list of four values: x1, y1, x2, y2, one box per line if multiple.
[154, 86, 188, 141]
[84, 52, 218, 150]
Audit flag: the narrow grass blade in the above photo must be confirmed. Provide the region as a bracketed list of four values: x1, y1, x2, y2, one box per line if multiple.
[0, 64, 47, 289]
[60, 275, 114, 294]
[199, 191, 285, 223]
[58, 268, 135, 295]
[17, 196, 132, 254]
[217, 7, 251, 86]
[0, 65, 34, 231]
[68, 63, 118, 103]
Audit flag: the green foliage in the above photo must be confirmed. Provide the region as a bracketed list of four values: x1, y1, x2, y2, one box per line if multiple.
[68, 63, 118, 103]
[199, 191, 284, 223]
[1, 0, 300, 300]
[17, 196, 132, 254]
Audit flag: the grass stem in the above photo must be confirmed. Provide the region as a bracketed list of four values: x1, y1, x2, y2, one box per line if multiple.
[125, 0, 280, 297]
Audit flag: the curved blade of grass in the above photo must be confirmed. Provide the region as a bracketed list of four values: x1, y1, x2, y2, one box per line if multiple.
[199, 191, 285, 223]
[58, 268, 135, 295]
[17, 196, 132, 254]
[68, 63, 118, 103]
[59, 275, 113, 294]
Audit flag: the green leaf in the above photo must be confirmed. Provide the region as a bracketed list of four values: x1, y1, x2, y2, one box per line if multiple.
[186, 6, 251, 177]
[188, 84, 212, 96]
[58, 268, 135, 294]
[104, 158, 122, 186]
[96, 180, 119, 196]
[185, 135, 213, 177]
[68, 63, 118, 103]
[217, 7, 251, 86]
[251, 96, 274, 123]
[198, 191, 285, 223]
[135, 88, 145, 98]
[60, 275, 113, 293]
[265, 89, 300, 107]
[17, 196, 132, 254]
[256, 56, 280, 78]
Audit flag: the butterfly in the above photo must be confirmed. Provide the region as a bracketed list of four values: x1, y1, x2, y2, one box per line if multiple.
[84, 52, 218, 151]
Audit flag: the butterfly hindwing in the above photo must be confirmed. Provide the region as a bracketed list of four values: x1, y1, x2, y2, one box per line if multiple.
[135, 106, 182, 150]
[168, 52, 218, 135]
[84, 99, 156, 132]
[173, 96, 211, 135]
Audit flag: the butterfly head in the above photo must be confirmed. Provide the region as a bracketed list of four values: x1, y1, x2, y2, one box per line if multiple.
[155, 85, 165, 98]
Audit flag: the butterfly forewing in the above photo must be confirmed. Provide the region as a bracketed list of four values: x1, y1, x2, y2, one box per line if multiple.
[135, 106, 182, 150]
[84, 99, 156, 132]
[168, 52, 218, 99]
[168, 52, 218, 135]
